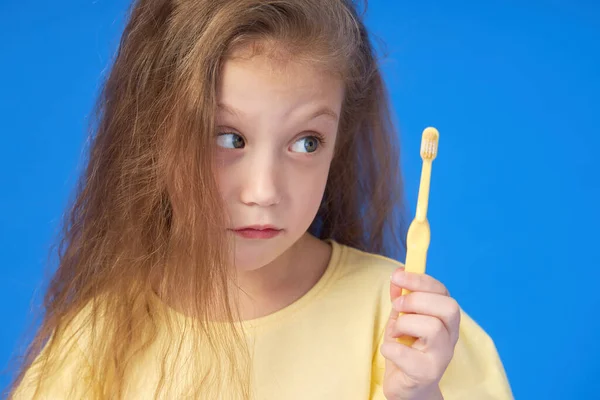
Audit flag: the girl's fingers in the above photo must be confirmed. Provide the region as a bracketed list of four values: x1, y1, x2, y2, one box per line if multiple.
[389, 267, 405, 301]
[380, 339, 429, 380]
[391, 270, 449, 297]
[388, 313, 450, 350]
[391, 292, 461, 344]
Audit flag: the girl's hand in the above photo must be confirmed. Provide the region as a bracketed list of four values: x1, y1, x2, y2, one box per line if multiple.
[380, 267, 461, 400]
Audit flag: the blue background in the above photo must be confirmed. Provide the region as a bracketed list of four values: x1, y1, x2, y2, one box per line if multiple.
[1, 1, 598, 398]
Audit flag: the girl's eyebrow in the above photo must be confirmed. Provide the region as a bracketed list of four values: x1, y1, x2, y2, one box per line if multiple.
[217, 103, 339, 122]
[308, 106, 339, 122]
[217, 103, 243, 119]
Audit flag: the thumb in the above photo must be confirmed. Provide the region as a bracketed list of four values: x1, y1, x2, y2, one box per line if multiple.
[389, 266, 405, 302]
[387, 266, 405, 326]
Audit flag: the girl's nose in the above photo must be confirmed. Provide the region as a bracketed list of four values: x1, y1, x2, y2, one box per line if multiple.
[239, 152, 281, 207]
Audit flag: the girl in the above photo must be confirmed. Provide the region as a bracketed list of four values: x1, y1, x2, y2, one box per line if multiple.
[8, 0, 512, 399]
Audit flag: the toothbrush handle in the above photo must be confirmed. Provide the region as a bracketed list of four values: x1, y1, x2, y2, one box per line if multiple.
[404, 219, 430, 275]
[396, 219, 430, 346]
[396, 249, 428, 347]
[415, 161, 432, 222]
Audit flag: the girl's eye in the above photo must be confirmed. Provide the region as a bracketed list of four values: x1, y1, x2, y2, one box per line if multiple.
[216, 132, 245, 149]
[290, 135, 323, 153]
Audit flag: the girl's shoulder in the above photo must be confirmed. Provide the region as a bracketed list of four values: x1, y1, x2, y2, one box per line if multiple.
[327, 239, 403, 287]
[322, 239, 401, 326]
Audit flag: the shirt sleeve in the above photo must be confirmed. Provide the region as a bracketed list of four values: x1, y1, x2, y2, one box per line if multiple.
[370, 309, 514, 400]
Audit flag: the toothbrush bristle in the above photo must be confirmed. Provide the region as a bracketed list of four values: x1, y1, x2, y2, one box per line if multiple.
[420, 127, 439, 160]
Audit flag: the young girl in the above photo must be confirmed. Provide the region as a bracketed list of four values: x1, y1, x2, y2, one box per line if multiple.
[8, 0, 512, 399]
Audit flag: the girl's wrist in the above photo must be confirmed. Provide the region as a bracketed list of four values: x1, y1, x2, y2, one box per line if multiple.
[410, 386, 443, 400]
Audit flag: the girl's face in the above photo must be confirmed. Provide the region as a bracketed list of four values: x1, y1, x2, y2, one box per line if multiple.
[215, 47, 344, 271]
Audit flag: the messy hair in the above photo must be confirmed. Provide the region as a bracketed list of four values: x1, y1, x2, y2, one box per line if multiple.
[7, 0, 406, 398]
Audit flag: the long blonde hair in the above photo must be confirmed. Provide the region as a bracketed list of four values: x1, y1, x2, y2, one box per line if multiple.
[7, 0, 407, 398]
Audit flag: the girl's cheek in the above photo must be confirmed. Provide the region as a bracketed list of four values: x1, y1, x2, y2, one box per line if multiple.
[215, 148, 239, 163]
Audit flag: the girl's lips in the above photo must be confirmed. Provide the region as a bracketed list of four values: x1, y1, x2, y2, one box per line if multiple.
[231, 228, 282, 239]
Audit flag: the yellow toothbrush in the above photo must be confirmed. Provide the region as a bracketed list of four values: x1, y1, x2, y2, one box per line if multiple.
[397, 127, 439, 346]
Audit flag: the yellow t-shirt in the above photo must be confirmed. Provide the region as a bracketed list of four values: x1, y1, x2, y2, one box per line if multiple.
[12, 239, 513, 399]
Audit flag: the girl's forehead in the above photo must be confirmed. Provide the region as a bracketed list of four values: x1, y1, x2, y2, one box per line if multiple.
[216, 54, 344, 129]
[218, 54, 342, 102]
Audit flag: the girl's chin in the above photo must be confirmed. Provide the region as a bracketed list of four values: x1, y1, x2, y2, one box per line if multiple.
[232, 245, 285, 272]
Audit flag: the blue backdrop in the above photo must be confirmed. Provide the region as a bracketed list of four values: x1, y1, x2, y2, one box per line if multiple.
[1, 1, 598, 398]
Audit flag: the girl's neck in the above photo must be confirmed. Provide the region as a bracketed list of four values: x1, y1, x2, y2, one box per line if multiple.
[233, 233, 332, 320]
[151, 233, 332, 322]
